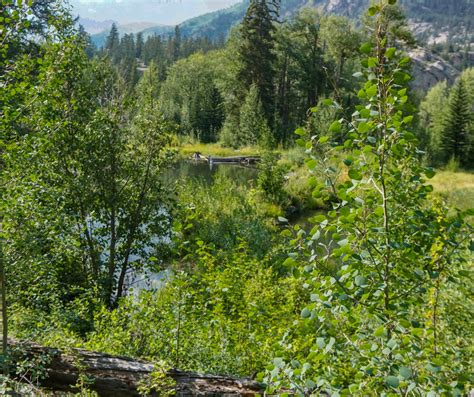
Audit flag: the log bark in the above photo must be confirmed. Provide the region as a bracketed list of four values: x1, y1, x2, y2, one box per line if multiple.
[9, 340, 264, 396]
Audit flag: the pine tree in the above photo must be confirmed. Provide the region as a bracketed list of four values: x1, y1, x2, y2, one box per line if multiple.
[105, 23, 120, 63]
[442, 79, 473, 168]
[238, 0, 279, 131]
[136, 32, 144, 59]
[239, 84, 272, 147]
[172, 25, 182, 61]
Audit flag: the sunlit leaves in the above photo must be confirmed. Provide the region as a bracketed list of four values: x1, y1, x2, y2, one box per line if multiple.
[329, 120, 342, 134]
[267, 0, 472, 395]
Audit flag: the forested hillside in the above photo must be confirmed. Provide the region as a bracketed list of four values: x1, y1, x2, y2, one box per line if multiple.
[1, 0, 473, 395]
[126, 0, 473, 45]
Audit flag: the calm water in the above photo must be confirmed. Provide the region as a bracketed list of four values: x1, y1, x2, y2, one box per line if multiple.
[127, 159, 322, 293]
[163, 159, 260, 186]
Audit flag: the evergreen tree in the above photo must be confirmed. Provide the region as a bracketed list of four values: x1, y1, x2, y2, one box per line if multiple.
[442, 79, 473, 168]
[172, 25, 182, 61]
[238, 84, 271, 147]
[419, 81, 450, 165]
[238, 0, 279, 131]
[136, 32, 144, 59]
[105, 23, 120, 63]
[78, 24, 96, 59]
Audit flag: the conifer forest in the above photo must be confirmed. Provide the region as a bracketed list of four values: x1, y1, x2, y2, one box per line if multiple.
[0, 0, 473, 395]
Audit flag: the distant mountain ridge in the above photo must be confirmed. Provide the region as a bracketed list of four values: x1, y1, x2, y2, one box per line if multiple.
[87, 21, 163, 47]
[91, 0, 473, 48]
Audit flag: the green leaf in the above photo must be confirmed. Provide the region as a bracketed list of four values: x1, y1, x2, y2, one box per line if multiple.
[403, 115, 414, 124]
[296, 138, 306, 147]
[358, 122, 370, 133]
[367, 57, 378, 68]
[319, 136, 330, 144]
[316, 337, 325, 348]
[322, 98, 334, 106]
[411, 328, 424, 337]
[374, 207, 384, 216]
[301, 308, 311, 318]
[368, 6, 379, 16]
[348, 169, 362, 180]
[329, 121, 342, 133]
[281, 229, 292, 238]
[312, 214, 327, 223]
[374, 326, 385, 337]
[366, 85, 378, 97]
[283, 257, 297, 267]
[307, 159, 317, 170]
[355, 275, 367, 287]
[295, 127, 305, 136]
[424, 167, 436, 179]
[399, 367, 412, 379]
[385, 376, 400, 388]
[385, 47, 396, 59]
[360, 42, 372, 54]
[388, 0, 397, 4]
[399, 57, 411, 66]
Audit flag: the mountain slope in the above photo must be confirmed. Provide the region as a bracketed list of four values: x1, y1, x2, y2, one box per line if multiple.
[137, 0, 473, 45]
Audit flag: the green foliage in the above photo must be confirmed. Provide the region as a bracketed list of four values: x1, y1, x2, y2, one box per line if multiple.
[1, 0, 472, 393]
[3, 40, 175, 309]
[419, 80, 450, 165]
[441, 78, 473, 168]
[137, 361, 176, 396]
[177, 176, 274, 256]
[419, 67, 474, 168]
[86, 241, 301, 376]
[237, 84, 272, 147]
[238, 0, 278, 128]
[160, 53, 224, 142]
[257, 152, 287, 205]
[265, 1, 473, 395]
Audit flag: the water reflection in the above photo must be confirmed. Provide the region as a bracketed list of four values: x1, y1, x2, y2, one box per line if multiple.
[163, 160, 259, 186]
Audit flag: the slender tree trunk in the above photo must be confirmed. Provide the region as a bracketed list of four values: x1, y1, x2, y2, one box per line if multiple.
[0, 227, 8, 376]
[115, 156, 153, 303]
[107, 152, 118, 306]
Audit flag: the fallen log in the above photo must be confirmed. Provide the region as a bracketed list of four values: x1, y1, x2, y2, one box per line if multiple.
[190, 153, 261, 166]
[8, 340, 264, 396]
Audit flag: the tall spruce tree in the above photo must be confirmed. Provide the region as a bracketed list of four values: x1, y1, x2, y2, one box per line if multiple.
[136, 32, 144, 59]
[442, 79, 473, 168]
[238, 0, 279, 135]
[239, 84, 271, 147]
[105, 23, 120, 63]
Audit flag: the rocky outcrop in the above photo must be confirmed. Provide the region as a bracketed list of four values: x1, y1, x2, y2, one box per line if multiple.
[408, 46, 460, 94]
[323, 0, 366, 16]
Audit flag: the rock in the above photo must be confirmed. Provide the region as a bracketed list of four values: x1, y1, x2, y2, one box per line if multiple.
[408, 46, 460, 95]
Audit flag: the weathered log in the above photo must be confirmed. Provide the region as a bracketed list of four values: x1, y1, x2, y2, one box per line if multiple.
[190, 154, 262, 165]
[8, 340, 264, 396]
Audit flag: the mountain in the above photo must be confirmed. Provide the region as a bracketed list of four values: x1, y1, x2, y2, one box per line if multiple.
[78, 18, 116, 35]
[69, 0, 241, 26]
[140, 1, 248, 41]
[137, 0, 473, 45]
[87, 21, 163, 47]
[89, 0, 472, 92]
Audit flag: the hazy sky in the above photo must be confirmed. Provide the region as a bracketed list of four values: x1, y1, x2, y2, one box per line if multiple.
[70, 0, 242, 25]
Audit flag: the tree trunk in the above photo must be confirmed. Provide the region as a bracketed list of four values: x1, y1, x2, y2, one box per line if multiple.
[9, 340, 264, 396]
